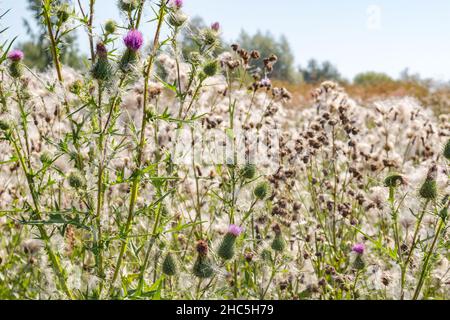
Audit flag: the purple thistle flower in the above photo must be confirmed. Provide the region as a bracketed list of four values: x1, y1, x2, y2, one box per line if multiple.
[8, 49, 24, 62]
[352, 243, 365, 255]
[228, 224, 243, 237]
[123, 29, 144, 51]
[170, 0, 183, 9]
[211, 22, 220, 32]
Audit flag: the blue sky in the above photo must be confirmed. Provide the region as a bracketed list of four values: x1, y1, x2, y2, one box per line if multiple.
[1, 0, 450, 81]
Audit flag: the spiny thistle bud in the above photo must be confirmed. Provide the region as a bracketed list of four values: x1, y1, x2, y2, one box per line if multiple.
[261, 248, 272, 261]
[40, 151, 52, 165]
[241, 163, 256, 180]
[57, 4, 70, 24]
[7, 50, 24, 78]
[69, 80, 83, 95]
[0, 119, 11, 131]
[419, 165, 438, 200]
[254, 181, 269, 200]
[271, 224, 286, 252]
[118, 0, 139, 12]
[68, 171, 85, 189]
[104, 20, 117, 35]
[168, 11, 188, 28]
[162, 253, 178, 276]
[202, 60, 219, 77]
[218, 225, 243, 260]
[353, 255, 365, 270]
[189, 52, 202, 65]
[444, 139, 450, 161]
[193, 240, 214, 278]
[384, 173, 405, 188]
[200, 28, 219, 47]
[91, 43, 112, 81]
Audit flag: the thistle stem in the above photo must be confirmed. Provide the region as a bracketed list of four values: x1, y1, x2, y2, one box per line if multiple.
[110, 1, 168, 290]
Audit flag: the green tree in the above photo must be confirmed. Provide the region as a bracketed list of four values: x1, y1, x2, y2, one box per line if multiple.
[237, 30, 299, 82]
[353, 71, 394, 86]
[299, 59, 342, 84]
[19, 0, 85, 71]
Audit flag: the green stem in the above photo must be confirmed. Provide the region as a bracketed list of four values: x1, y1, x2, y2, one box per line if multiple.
[413, 218, 445, 300]
[42, 0, 63, 82]
[400, 200, 429, 299]
[110, 1, 167, 290]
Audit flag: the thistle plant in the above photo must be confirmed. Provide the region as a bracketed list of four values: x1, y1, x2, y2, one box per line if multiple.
[0, 0, 448, 301]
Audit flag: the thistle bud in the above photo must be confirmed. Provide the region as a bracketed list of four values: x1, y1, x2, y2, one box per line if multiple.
[0, 119, 11, 131]
[384, 173, 405, 188]
[104, 20, 117, 35]
[419, 165, 438, 200]
[91, 43, 112, 81]
[193, 240, 214, 278]
[254, 181, 269, 200]
[271, 224, 286, 252]
[168, 11, 188, 28]
[118, 0, 139, 12]
[69, 80, 83, 95]
[218, 225, 243, 260]
[444, 139, 450, 161]
[68, 171, 85, 189]
[57, 4, 70, 24]
[202, 60, 219, 77]
[241, 163, 256, 180]
[162, 253, 178, 276]
[40, 151, 52, 165]
[200, 28, 219, 47]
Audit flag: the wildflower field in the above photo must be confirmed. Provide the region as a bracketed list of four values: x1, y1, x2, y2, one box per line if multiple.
[0, 0, 449, 301]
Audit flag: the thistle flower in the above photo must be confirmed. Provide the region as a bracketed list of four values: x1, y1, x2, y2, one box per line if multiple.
[419, 165, 438, 200]
[352, 243, 365, 270]
[169, 0, 183, 9]
[352, 243, 365, 255]
[8, 50, 24, 62]
[123, 29, 144, 52]
[120, 29, 144, 71]
[211, 22, 220, 32]
[7, 49, 25, 78]
[218, 225, 243, 260]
